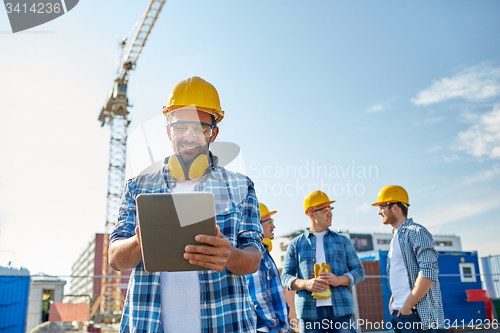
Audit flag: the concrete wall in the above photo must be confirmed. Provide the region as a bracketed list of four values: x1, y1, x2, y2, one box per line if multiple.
[26, 278, 66, 332]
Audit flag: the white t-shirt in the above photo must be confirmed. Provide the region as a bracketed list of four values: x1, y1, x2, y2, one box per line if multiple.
[160, 180, 201, 332]
[313, 230, 333, 307]
[388, 229, 411, 310]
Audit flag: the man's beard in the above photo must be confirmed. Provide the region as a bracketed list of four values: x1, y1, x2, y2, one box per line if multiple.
[176, 140, 210, 164]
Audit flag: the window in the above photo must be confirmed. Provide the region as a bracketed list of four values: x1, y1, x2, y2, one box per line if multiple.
[349, 234, 374, 252]
[459, 263, 477, 282]
[434, 241, 452, 247]
[280, 243, 288, 251]
[377, 239, 391, 245]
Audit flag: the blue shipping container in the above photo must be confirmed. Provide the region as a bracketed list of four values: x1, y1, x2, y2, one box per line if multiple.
[359, 250, 487, 326]
[0, 267, 30, 333]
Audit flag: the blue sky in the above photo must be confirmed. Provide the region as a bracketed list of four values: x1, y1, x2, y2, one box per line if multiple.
[1, 0, 499, 278]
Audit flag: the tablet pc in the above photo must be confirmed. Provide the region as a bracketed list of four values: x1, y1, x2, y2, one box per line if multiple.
[136, 192, 217, 272]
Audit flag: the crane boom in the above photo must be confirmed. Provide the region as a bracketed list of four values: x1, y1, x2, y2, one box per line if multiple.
[119, 0, 164, 82]
[98, 0, 165, 127]
[92, 0, 165, 321]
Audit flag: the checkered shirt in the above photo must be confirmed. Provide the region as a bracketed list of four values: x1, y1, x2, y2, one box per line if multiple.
[247, 245, 291, 333]
[387, 218, 445, 330]
[109, 155, 264, 333]
[281, 228, 365, 320]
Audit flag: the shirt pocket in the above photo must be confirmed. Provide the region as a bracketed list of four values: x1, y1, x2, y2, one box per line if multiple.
[265, 260, 277, 281]
[215, 200, 238, 216]
[297, 253, 313, 279]
[328, 245, 347, 275]
[214, 200, 240, 247]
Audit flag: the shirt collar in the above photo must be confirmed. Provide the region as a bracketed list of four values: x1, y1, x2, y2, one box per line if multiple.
[304, 228, 333, 238]
[396, 218, 413, 231]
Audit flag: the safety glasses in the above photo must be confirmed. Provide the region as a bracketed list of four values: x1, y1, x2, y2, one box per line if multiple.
[169, 121, 214, 138]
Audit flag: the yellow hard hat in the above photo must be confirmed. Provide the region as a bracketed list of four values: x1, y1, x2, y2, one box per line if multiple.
[372, 185, 410, 206]
[304, 191, 335, 214]
[162, 76, 225, 123]
[259, 203, 277, 219]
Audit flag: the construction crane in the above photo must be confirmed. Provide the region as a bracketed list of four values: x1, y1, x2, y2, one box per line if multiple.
[91, 0, 165, 320]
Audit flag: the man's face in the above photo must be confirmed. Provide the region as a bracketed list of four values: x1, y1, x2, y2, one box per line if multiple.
[309, 203, 333, 231]
[378, 203, 397, 226]
[166, 109, 219, 164]
[260, 215, 275, 240]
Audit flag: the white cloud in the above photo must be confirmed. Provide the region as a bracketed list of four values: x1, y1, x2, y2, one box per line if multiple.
[364, 97, 398, 113]
[417, 184, 436, 193]
[442, 153, 460, 163]
[442, 164, 500, 194]
[412, 62, 500, 106]
[453, 105, 500, 159]
[426, 144, 443, 154]
[356, 203, 371, 213]
[425, 116, 446, 123]
[365, 104, 386, 113]
[415, 195, 500, 228]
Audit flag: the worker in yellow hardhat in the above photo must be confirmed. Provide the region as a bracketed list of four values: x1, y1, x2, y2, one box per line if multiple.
[109, 76, 264, 333]
[258, 203, 277, 250]
[247, 203, 290, 332]
[162, 76, 223, 180]
[281, 190, 365, 333]
[372, 185, 444, 332]
[372, 185, 410, 226]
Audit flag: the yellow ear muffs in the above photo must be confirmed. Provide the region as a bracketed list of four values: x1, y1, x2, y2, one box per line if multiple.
[168, 154, 186, 181]
[262, 237, 273, 252]
[167, 154, 210, 181]
[188, 154, 210, 180]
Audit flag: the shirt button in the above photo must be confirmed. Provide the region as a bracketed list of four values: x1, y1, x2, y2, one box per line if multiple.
[225, 207, 229, 211]
[313, 247, 315, 249]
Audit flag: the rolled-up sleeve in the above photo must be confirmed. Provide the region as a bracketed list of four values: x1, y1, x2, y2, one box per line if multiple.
[109, 178, 138, 244]
[413, 228, 439, 281]
[281, 239, 298, 290]
[236, 180, 264, 253]
[344, 238, 365, 288]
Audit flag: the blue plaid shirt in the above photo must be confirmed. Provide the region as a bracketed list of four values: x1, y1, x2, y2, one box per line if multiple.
[281, 228, 365, 320]
[110, 155, 264, 333]
[388, 218, 445, 330]
[247, 244, 290, 333]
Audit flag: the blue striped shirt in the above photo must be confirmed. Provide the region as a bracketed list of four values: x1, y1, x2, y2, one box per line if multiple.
[388, 218, 445, 330]
[247, 245, 291, 333]
[110, 155, 264, 333]
[281, 228, 365, 320]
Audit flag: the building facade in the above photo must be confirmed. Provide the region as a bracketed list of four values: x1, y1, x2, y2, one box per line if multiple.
[68, 234, 130, 307]
[26, 274, 66, 332]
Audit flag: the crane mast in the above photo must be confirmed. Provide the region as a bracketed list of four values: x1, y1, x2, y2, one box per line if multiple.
[92, 0, 165, 320]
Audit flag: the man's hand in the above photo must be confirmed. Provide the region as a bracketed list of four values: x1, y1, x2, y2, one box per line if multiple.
[397, 276, 434, 317]
[135, 226, 141, 245]
[397, 305, 413, 317]
[317, 272, 339, 287]
[184, 225, 233, 273]
[303, 278, 329, 292]
[108, 226, 143, 271]
[389, 296, 394, 315]
[317, 272, 350, 287]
